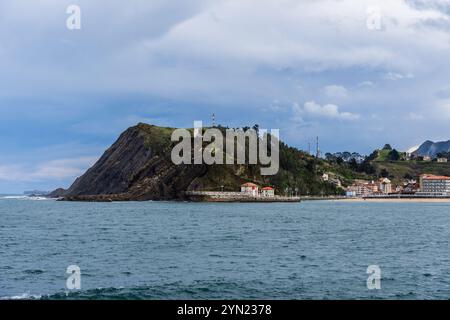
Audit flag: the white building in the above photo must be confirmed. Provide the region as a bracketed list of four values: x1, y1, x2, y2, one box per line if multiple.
[346, 190, 357, 197]
[241, 183, 259, 196]
[347, 184, 371, 197]
[438, 158, 448, 163]
[419, 175, 450, 196]
[379, 178, 392, 194]
[261, 187, 275, 197]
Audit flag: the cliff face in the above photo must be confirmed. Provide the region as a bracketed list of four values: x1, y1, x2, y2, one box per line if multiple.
[62, 123, 209, 201]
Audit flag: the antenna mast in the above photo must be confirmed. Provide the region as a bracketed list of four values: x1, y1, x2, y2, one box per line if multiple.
[316, 136, 320, 158]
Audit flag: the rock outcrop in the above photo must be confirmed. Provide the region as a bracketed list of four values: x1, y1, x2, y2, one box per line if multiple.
[60, 123, 212, 201]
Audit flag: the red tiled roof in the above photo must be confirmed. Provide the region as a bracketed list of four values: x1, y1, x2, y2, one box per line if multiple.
[262, 187, 274, 190]
[241, 182, 259, 187]
[422, 175, 450, 180]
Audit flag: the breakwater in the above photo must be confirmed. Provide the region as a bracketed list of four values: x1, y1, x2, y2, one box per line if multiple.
[185, 191, 301, 202]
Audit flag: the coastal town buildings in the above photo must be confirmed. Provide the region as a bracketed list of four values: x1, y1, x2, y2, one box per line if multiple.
[403, 181, 420, 194]
[346, 183, 372, 197]
[261, 187, 275, 197]
[185, 183, 298, 202]
[418, 174, 450, 196]
[345, 172, 450, 198]
[241, 182, 259, 196]
[437, 158, 448, 163]
[322, 172, 342, 188]
[379, 178, 392, 194]
[240, 183, 276, 197]
[346, 178, 393, 197]
[367, 181, 379, 194]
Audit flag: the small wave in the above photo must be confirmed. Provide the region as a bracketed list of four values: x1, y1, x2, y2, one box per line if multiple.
[38, 280, 274, 300]
[24, 269, 45, 275]
[1, 196, 29, 199]
[0, 292, 42, 300]
[1, 196, 51, 201]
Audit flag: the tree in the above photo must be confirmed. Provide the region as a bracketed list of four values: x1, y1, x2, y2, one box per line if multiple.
[388, 149, 400, 161]
[349, 158, 358, 171]
[383, 144, 393, 151]
[380, 168, 389, 178]
[325, 153, 334, 161]
[359, 161, 376, 174]
[366, 150, 379, 161]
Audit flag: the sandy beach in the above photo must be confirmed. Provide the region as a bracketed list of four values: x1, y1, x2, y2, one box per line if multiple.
[324, 198, 450, 203]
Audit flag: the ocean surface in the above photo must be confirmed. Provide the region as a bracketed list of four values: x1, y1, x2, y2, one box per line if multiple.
[1, 196, 450, 300]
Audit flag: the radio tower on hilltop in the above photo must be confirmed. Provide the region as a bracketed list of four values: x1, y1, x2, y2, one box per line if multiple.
[212, 113, 216, 127]
[316, 136, 321, 158]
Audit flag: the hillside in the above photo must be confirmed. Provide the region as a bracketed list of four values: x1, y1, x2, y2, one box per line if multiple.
[371, 161, 450, 183]
[361, 143, 450, 183]
[53, 123, 364, 201]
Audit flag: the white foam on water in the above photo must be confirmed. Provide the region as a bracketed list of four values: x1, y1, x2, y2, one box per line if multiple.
[1, 196, 28, 199]
[0, 196, 51, 201]
[0, 292, 42, 300]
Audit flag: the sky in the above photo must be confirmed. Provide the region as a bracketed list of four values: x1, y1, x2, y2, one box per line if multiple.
[2, 0, 450, 193]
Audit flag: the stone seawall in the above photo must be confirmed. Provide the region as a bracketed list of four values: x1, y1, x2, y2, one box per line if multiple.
[185, 191, 301, 202]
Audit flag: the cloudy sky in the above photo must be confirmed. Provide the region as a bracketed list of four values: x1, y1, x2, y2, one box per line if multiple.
[1, 0, 450, 193]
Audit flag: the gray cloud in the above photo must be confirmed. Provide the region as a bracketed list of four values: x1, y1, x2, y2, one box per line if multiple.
[2, 0, 450, 192]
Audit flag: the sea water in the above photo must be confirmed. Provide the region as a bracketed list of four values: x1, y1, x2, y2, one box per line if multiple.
[1, 196, 450, 299]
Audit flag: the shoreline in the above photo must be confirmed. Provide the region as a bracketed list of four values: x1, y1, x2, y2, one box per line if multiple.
[306, 197, 450, 203]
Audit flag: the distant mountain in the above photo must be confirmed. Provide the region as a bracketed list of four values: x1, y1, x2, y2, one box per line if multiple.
[412, 140, 450, 158]
[23, 190, 49, 196]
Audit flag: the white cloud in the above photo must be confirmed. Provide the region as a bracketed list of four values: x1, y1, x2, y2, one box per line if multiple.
[324, 85, 348, 99]
[293, 101, 360, 121]
[408, 112, 424, 120]
[0, 164, 30, 182]
[434, 98, 450, 118]
[31, 157, 97, 180]
[384, 72, 415, 81]
[2, 0, 450, 173]
[0, 156, 97, 182]
[358, 81, 376, 88]
[1, 0, 446, 102]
